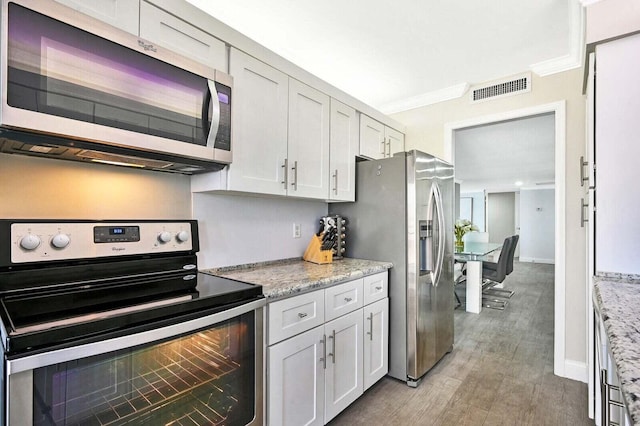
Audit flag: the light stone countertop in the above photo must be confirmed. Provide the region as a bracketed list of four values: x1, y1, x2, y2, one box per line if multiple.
[593, 275, 640, 424]
[201, 257, 393, 301]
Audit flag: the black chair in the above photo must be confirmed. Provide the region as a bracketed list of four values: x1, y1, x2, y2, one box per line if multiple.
[481, 236, 515, 309]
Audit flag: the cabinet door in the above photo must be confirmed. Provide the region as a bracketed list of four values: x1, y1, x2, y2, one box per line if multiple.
[363, 298, 389, 390]
[329, 99, 358, 201]
[386, 127, 405, 157]
[324, 310, 363, 423]
[288, 79, 330, 199]
[268, 326, 325, 426]
[139, 1, 226, 71]
[359, 114, 386, 159]
[53, 0, 139, 34]
[228, 48, 288, 195]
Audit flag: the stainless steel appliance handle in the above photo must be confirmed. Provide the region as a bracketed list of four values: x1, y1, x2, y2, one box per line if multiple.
[6, 298, 265, 375]
[205, 80, 221, 148]
[431, 183, 446, 286]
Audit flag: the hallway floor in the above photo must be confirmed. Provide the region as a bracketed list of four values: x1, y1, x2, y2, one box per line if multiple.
[328, 261, 593, 425]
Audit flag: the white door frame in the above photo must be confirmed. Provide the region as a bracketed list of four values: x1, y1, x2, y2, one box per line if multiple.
[444, 101, 568, 379]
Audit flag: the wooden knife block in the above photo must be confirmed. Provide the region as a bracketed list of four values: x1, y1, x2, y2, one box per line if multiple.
[303, 235, 333, 264]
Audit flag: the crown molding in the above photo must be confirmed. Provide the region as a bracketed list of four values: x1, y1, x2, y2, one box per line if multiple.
[378, 82, 469, 114]
[579, 0, 604, 5]
[531, 0, 585, 76]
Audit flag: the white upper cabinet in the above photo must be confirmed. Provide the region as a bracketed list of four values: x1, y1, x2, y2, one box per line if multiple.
[139, 1, 227, 71]
[359, 114, 404, 159]
[329, 99, 358, 202]
[227, 48, 289, 196]
[53, 0, 139, 34]
[288, 79, 331, 199]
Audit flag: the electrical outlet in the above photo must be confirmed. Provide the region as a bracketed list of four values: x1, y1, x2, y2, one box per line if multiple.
[293, 223, 301, 238]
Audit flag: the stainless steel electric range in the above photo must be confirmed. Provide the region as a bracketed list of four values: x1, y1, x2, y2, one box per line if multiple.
[0, 220, 264, 426]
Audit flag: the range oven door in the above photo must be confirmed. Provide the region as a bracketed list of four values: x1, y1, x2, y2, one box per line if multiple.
[5, 299, 264, 426]
[1, 0, 232, 172]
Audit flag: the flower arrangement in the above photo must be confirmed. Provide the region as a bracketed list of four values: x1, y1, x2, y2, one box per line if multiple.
[454, 219, 479, 247]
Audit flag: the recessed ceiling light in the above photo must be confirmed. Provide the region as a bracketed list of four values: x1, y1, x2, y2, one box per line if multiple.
[515, 181, 523, 186]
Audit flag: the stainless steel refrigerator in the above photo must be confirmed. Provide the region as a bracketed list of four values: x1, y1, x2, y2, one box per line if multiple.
[329, 150, 454, 386]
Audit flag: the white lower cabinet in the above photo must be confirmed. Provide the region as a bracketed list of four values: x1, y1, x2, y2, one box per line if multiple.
[363, 298, 389, 390]
[324, 310, 363, 422]
[267, 272, 388, 425]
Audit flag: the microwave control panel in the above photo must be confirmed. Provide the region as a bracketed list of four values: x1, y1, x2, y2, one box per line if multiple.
[10, 221, 194, 263]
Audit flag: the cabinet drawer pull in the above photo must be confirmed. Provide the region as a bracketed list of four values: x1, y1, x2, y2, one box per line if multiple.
[320, 335, 327, 369]
[375, 286, 383, 291]
[297, 312, 308, 319]
[344, 297, 353, 303]
[281, 159, 288, 189]
[328, 330, 336, 364]
[291, 160, 298, 191]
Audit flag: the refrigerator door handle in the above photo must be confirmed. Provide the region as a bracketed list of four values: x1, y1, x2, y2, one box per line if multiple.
[432, 182, 446, 287]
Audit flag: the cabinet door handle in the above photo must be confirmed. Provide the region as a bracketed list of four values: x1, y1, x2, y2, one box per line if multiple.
[581, 198, 589, 228]
[380, 139, 386, 156]
[386, 138, 391, 157]
[367, 312, 374, 341]
[298, 312, 307, 319]
[328, 329, 336, 364]
[320, 335, 327, 369]
[291, 160, 298, 191]
[333, 169, 339, 195]
[281, 158, 288, 189]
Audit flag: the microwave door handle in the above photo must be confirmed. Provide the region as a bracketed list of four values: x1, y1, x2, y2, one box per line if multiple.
[204, 80, 221, 148]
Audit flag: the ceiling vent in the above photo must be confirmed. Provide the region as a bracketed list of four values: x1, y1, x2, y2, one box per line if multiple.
[470, 73, 531, 103]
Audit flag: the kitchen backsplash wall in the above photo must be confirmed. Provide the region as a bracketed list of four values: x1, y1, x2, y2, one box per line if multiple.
[0, 154, 191, 218]
[193, 193, 328, 268]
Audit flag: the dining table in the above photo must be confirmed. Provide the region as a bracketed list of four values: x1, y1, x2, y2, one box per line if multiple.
[455, 241, 503, 313]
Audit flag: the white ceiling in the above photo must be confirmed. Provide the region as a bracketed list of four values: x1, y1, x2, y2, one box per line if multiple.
[186, 0, 581, 113]
[454, 113, 555, 193]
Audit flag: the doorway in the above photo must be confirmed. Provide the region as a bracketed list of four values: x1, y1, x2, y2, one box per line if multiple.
[444, 101, 567, 378]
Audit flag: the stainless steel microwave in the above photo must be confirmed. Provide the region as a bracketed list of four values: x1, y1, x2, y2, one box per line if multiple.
[0, 0, 232, 174]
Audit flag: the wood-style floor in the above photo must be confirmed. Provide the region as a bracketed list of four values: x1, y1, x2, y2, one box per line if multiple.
[328, 261, 594, 425]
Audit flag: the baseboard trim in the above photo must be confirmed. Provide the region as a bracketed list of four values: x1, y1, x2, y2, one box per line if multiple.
[519, 257, 555, 264]
[562, 359, 588, 383]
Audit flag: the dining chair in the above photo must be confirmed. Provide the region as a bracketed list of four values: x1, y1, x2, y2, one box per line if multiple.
[481, 236, 513, 309]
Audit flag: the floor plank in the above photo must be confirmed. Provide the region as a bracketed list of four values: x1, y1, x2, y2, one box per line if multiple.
[328, 261, 594, 425]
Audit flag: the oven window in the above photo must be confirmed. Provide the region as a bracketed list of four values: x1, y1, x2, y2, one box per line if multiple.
[32, 313, 255, 425]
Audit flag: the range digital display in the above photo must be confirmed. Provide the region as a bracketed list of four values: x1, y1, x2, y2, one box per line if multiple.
[94, 226, 140, 243]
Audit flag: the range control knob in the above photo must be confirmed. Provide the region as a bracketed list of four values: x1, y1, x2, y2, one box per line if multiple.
[176, 231, 189, 243]
[51, 233, 70, 249]
[20, 234, 41, 251]
[158, 231, 172, 243]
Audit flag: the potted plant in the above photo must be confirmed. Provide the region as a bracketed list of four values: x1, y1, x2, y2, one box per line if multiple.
[454, 219, 479, 251]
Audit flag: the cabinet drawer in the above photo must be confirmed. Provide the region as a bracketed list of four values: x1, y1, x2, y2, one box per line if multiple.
[363, 272, 388, 305]
[325, 279, 363, 322]
[268, 290, 325, 345]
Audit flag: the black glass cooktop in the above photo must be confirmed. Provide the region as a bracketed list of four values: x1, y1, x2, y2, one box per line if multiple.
[0, 272, 262, 357]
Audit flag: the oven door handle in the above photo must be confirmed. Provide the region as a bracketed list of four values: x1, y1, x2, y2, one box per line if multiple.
[6, 298, 265, 375]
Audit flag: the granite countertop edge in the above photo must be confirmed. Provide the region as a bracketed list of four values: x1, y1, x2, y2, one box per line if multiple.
[201, 257, 393, 300]
[593, 274, 640, 423]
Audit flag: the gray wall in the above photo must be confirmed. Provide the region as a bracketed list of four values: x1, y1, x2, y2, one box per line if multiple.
[487, 192, 516, 244]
